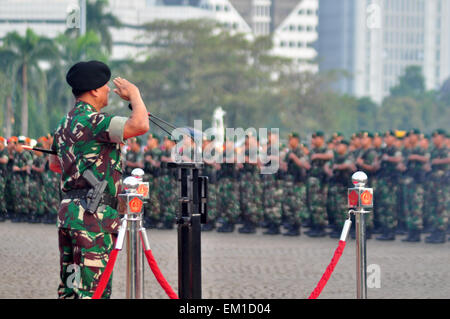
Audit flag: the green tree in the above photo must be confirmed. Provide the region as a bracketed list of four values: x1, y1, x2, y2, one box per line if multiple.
[390, 65, 425, 97]
[1, 29, 56, 136]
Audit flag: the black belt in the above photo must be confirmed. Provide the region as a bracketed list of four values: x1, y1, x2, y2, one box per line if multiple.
[63, 189, 118, 209]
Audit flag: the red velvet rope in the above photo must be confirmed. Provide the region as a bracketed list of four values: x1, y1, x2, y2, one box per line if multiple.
[308, 240, 347, 299]
[143, 249, 179, 299]
[92, 248, 119, 299]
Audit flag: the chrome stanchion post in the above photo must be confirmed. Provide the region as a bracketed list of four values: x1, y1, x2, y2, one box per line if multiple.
[119, 176, 145, 299]
[348, 171, 373, 299]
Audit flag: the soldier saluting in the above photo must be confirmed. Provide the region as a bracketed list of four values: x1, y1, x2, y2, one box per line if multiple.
[49, 61, 149, 299]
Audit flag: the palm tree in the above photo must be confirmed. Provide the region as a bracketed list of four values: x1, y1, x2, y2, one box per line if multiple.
[1, 29, 56, 136]
[86, 0, 122, 53]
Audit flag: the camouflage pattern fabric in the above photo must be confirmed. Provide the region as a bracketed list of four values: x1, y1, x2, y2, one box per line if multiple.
[377, 145, 402, 230]
[52, 101, 127, 299]
[282, 146, 308, 226]
[262, 174, 283, 226]
[0, 148, 8, 216]
[218, 162, 240, 224]
[239, 170, 262, 225]
[355, 147, 378, 229]
[428, 146, 449, 231]
[58, 228, 116, 299]
[143, 147, 162, 224]
[307, 146, 332, 227]
[29, 154, 47, 218]
[11, 150, 32, 217]
[403, 146, 429, 231]
[44, 158, 61, 219]
[159, 149, 177, 224]
[327, 153, 354, 228]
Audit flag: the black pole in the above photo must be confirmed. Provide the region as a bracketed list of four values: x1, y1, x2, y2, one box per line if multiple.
[169, 162, 206, 299]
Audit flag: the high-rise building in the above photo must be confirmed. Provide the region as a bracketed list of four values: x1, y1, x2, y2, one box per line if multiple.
[0, 0, 318, 71]
[318, 0, 450, 103]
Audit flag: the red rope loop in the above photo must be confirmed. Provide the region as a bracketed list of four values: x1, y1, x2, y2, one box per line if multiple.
[308, 240, 347, 299]
[92, 248, 120, 299]
[143, 248, 179, 299]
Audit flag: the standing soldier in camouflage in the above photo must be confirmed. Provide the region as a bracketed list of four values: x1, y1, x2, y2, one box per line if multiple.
[201, 137, 220, 231]
[143, 134, 162, 228]
[401, 129, 429, 242]
[280, 132, 309, 236]
[5, 137, 17, 220]
[217, 140, 240, 232]
[50, 61, 149, 299]
[238, 135, 262, 234]
[306, 131, 333, 237]
[375, 131, 403, 241]
[355, 132, 378, 238]
[0, 137, 8, 222]
[159, 136, 178, 229]
[29, 144, 47, 223]
[260, 132, 284, 235]
[43, 135, 61, 224]
[124, 137, 143, 176]
[325, 140, 356, 238]
[11, 136, 33, 223]
[424, 129, 449, 244]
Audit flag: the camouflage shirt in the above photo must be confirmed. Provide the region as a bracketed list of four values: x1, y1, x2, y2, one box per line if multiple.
[330, 152, 354, 185]
[284, 146, 306, 182]
[430, 146, 449, 173]
[51, 101, 128, 233]
[0, 148, 8, 173]
[406, 145, 429, 180]
[309, 146, 332, 179]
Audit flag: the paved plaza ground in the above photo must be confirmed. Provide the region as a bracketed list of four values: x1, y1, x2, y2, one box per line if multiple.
[0, 221, 449, 299]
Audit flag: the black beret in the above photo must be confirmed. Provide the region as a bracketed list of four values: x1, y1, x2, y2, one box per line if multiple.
[66, 60, 111, 92]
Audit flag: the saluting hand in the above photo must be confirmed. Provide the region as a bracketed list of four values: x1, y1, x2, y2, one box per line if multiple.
[113, 77, 140, 101]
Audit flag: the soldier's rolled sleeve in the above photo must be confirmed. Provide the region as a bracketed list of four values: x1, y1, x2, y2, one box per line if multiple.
[108, 116, 128, 144]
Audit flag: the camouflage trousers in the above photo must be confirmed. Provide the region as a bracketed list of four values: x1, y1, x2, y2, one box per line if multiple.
[218, 177, 240, 224]
[0, 176, 6, 214]
[239, 172, 263, 225]
[44, 171, 60, 217]
[327, 183, 349, 228]
[143, 175, 161, 223]
[427, 172, 449, 231]
[376, 178, 398, 230]
[282, 176, 308, 226]
[29, 175, 46, 216]
[260, 174, 283, 225]
[159, 175, 177, 223]
[207, 183, 219, 223]
[307, 176, 328, 227]
[404, 177, 424, 231]
[11, 173, 30, 215]
[57, 228, 116, 299]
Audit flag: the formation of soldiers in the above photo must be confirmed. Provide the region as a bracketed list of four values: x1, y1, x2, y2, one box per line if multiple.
[1, 128, 448, 244]
[124, 129, 449, 244]
[0, 135, 60, 224]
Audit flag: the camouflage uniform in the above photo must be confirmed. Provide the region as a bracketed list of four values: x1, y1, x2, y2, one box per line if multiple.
[283, 146, 308, 228]
[403, 146, 429, 231]
[307, 146, 332, 228]
[29, 154, 47, 222]
[201, 160, 218, 228]
[428, 146, 449, 232]
[11, 150, 32, 221]
[217, 160, 240, 226]
[5, 148, 15, 218]
[0, 147, 8, 220]
[43, 157, 61, 223]
[377, 145, 402, 232]
[327, 152, 354, 230]
[239, 150, 262, 226]
[124, 149, 141, 177]
[52, 101, 127, 299]
[356, 147, 377, 230]
[143, 147, 162, 226]
[159, 149, 177, 226]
